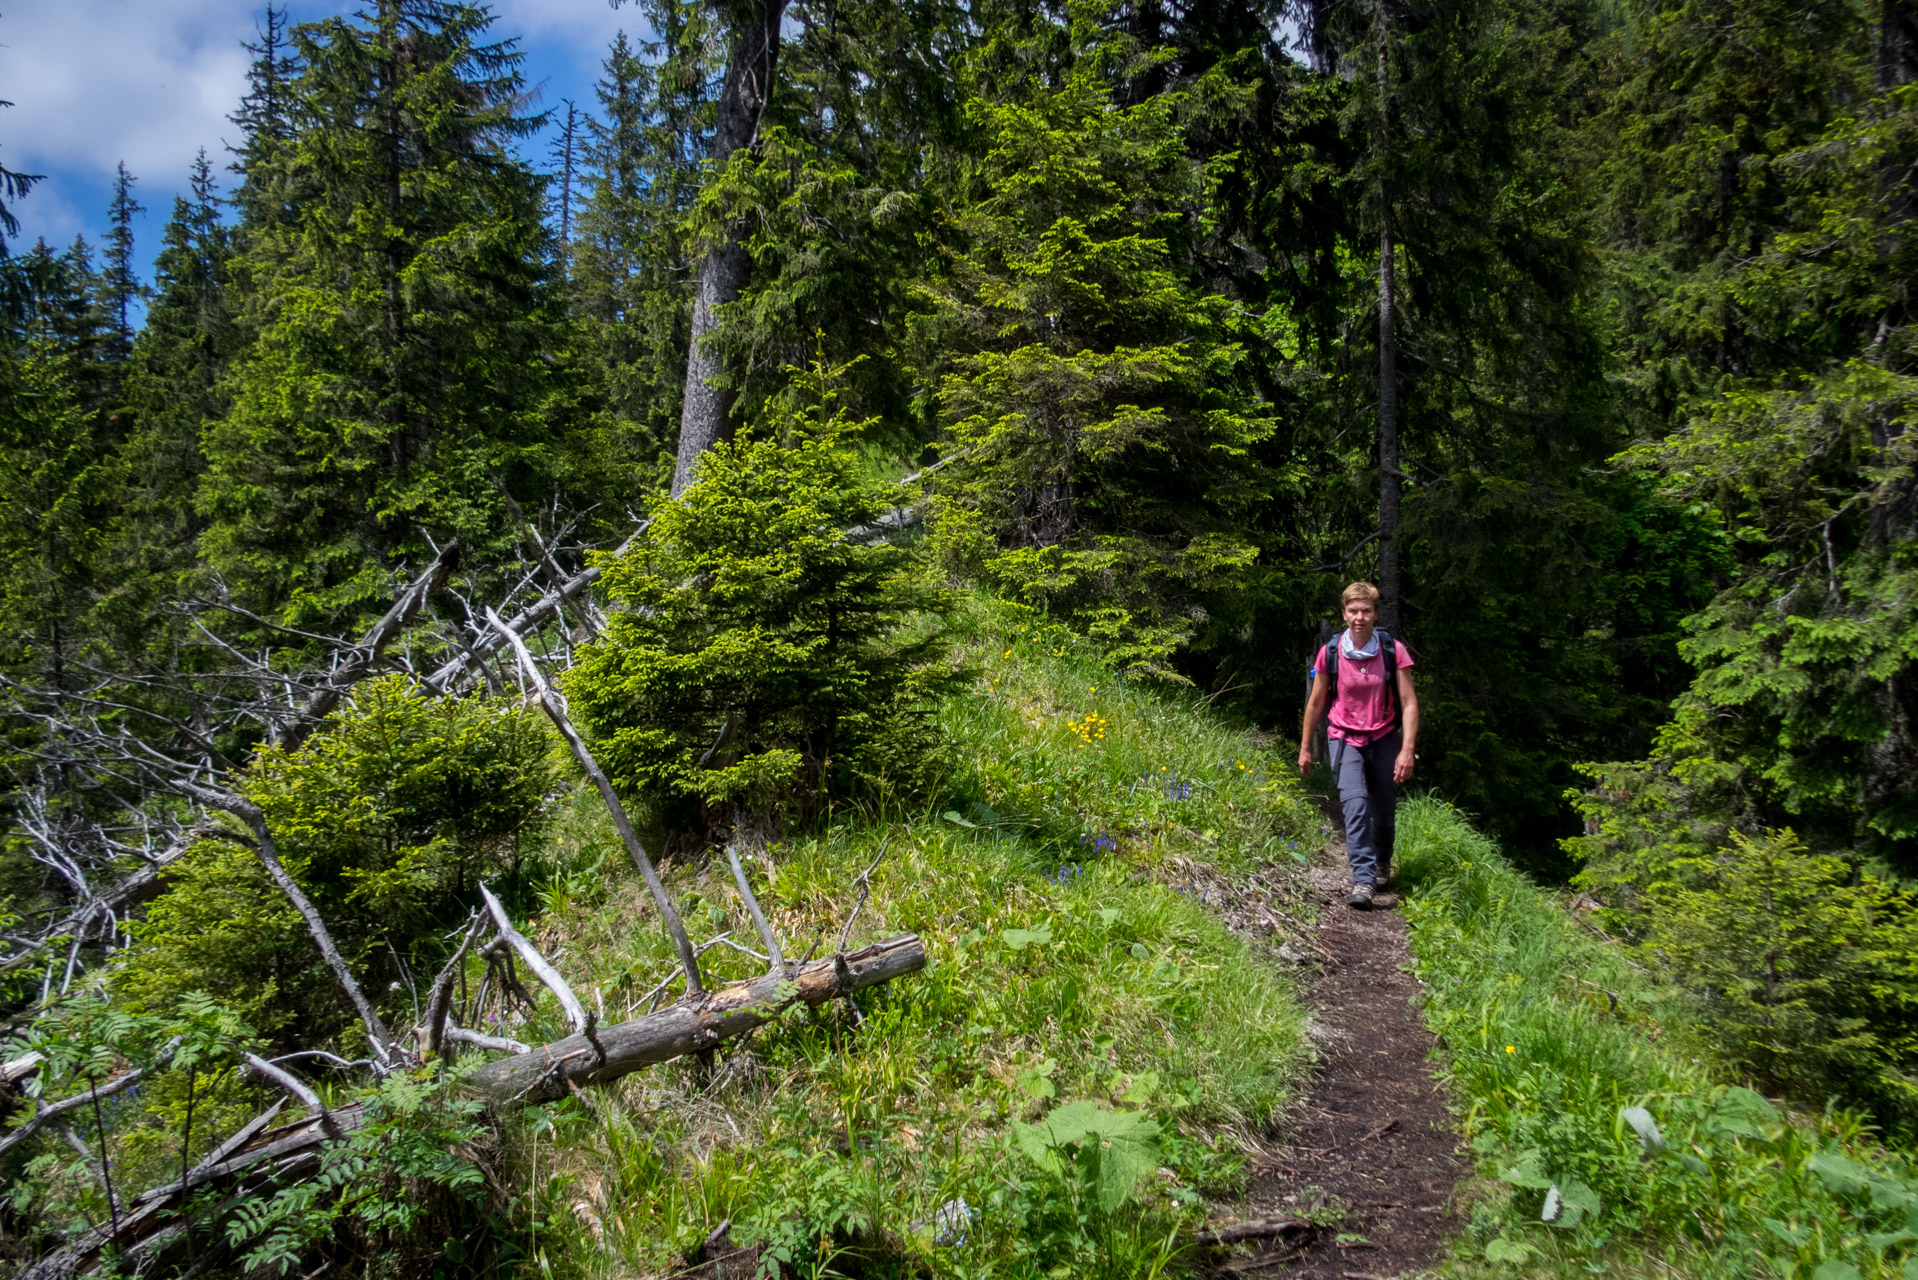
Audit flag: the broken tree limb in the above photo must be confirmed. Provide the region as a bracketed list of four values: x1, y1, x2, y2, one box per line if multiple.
[0, 1048, 170, 1161]
[465, 933, 925, 1104]
[271, 540, 460, 750]
[419, 914, 486, 1057]
[726, 845, 783, 973]
[477, 883, 586, 1035]
[725, 809, 786, 971]
[176, 785, 396, 1068]
[0, 821, 215, 976]
[481, 606, 706, 997]
[18, 934, 926, 1279]
[17, 1105, 365, 1280]
[241, 1054, 336, 1138]
[446, 1025, 529, 1055]
[425, 526, 647, 693]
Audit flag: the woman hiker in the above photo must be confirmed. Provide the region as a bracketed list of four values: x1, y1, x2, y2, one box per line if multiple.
[1296, 581, 1420, 910]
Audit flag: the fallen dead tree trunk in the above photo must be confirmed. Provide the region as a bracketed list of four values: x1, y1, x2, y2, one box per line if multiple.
[467, 932, 925, 1103]
[18, 935, 925, 1280]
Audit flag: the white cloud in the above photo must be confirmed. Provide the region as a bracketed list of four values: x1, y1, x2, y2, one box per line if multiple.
[0, 1, 637, 252]
[1, 2, 258, 210]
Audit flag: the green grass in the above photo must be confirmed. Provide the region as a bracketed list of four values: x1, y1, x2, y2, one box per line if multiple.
[504, 600, 1322, 1278]
[1397, 798, 1918, 1280]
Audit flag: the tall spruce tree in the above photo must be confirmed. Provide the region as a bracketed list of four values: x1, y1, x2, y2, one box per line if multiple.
[1576, 0, 1918, 887]
[0, 242, 119, 693]
[564, 15, 719, 503]
[202, 0, 558, 631]
[106, 151, 236, 652]
[910, 11, 1278, 678]
[101, 163, 145, 366]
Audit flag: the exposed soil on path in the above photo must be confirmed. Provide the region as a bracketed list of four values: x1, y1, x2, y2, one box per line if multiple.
[1203, 861, 1467, 1279]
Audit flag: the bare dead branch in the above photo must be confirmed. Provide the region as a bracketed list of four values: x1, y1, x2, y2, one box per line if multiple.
[20, 934, 925, 1278]
[426, 524, 646, 692]
[420, 914, 486, 1057]
[466, 933, 924, 1103]
[175, 785, 396, 1067]
[0, 1043, 173, 1160]
[481, 605, 705, 997]
[241, 1054, 337, 1137]
[270, 539, 460, 750]
[837, 842, 890, 955]
[726, 843, 784, 974]
[445, 1025, 530, 1055]
[189, 1097, 284, 1177]
[477, 883, 586, 1036]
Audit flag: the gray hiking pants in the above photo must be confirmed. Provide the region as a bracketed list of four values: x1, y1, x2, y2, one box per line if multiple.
[1330, 732, 1399, 888]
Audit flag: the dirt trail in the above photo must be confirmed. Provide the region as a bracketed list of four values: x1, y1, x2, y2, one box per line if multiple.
[1205, 863, 1466, 1278]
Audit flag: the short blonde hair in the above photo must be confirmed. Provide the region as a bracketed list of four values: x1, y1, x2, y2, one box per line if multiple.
[1341, 581, 1381, 609]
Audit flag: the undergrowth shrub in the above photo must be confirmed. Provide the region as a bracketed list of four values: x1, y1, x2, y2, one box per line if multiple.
[4, 993, 258, 1260]
[1574, 761, 1918, 1131]
[226, 1067, 495, 1278]
[1647, 829, 1918, 1130]
[566, 364, 956, 839]
[1400, 798, 1918, 1279]
[118, 675, 554, 1048]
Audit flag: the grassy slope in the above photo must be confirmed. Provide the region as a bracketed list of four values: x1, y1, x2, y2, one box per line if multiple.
[1396, 799, 1918, 1280]
[507, 601, 1323, 1278]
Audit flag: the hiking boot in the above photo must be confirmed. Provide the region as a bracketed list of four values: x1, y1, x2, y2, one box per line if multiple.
[1377, 863, 1395, 891]
[1348, 882, 1375, 910]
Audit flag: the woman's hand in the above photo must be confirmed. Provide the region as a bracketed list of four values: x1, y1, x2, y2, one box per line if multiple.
[1393, 748, 1416, 784]
[1297, 745, 1314, 776]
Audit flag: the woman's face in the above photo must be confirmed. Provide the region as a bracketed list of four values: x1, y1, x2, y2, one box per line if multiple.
[1343, 599, 1377, 634]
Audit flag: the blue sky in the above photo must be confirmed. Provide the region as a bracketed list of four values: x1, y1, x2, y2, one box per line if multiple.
[0, 0, 636, 273]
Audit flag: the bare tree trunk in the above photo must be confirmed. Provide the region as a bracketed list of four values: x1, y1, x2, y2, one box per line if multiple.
[465, 934, 923, 1103]
[673, 0, 789, 497]
[1375, 1, 1402, 632]
[1882, 0, 1918, 89]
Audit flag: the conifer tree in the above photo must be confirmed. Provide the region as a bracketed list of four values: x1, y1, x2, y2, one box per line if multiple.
[549, 98, 579, 262]
[911, 16, 1277, 678]
[0, 96, 42, 254]
[202, 0, 558, 632]
[0, 242, 119, 693]
[110, 150, 235, 637]
[564, 16, 719, 498]
[101, 162, 145, 365]
[228, 4, 301, 226]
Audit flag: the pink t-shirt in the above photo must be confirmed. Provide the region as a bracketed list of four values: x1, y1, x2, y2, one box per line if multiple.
[1311, 637, 1415, 746]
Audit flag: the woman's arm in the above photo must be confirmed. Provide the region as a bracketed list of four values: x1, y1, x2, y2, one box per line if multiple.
[1393, 668, 1419, 784]
[1297, 656, 1330, 775]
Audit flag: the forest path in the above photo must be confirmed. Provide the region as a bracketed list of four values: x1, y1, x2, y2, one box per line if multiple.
[1206, 860, 1467, 1278]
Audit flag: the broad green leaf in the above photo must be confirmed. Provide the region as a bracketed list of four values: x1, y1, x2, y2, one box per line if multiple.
[1484, 1234, 1536, 1264]
[1620, 1105, 1665, 1151]
[1498, 1149, 1553, 1190]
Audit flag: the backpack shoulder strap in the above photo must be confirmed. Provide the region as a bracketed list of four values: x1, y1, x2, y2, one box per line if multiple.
[1322, 639, 1339, 687]
[1379, 630, 1403, 721]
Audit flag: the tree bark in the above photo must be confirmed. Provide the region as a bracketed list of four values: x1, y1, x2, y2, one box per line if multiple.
[464, 933, 923, 1103]
[1375, 1, 1402, 632]
[1882, 0, 1918, 89]
[673, 0, 789, 497]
